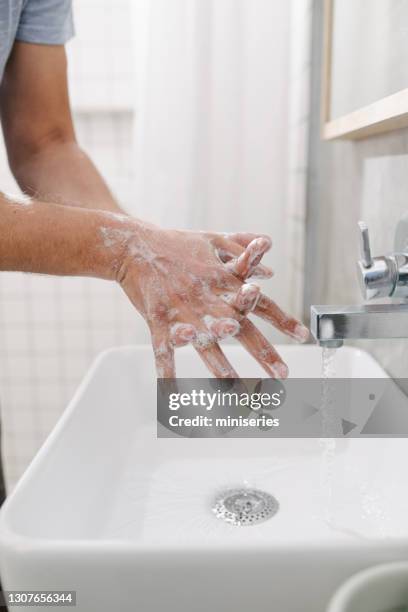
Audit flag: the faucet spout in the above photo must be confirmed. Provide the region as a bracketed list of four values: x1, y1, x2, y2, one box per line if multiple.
[310, 303, 408, 347]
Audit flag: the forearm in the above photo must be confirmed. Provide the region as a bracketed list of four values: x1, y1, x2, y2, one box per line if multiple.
[10, 140, 124, 214]
[0, 192, 127, 279]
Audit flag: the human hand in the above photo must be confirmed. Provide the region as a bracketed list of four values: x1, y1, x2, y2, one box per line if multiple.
[106, 219, 309, 378]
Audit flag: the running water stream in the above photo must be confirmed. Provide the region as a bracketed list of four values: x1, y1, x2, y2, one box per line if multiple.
[319, 347, 337, 524]
[318, 348, 391, 540]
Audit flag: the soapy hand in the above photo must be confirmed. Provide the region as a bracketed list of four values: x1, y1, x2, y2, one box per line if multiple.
[109, 220, 309, 378]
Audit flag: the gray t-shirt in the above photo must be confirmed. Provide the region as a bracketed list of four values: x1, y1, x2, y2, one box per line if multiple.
[0, 0, 74, 83]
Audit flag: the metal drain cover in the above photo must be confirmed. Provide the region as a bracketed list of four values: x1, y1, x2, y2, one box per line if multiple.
[212, 488, 279, 526]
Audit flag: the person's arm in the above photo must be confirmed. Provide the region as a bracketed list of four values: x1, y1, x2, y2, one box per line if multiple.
[0, 191, 308, 378]
[0, 42, 122, 213]
[0, 193, 123, 278]
[0, 41, 309, 379]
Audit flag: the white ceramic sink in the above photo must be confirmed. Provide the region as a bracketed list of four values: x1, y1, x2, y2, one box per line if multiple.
[1, 345, 408, 612]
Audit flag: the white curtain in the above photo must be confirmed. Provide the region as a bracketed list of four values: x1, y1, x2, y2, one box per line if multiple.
[130, 0, 295, 320]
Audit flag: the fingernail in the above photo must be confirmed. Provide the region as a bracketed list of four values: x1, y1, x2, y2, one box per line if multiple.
[241, 283, 259, 297]
[170, 323, 196, 344]
[238, 284, 260, 310]
[269, 363, 289, 379]
[179, 326, 196, 342]
[248, 240, 266, 264]
[294, 324, 309, 343]
[218, 318, 240, 338]
[252, 236, 271, 251]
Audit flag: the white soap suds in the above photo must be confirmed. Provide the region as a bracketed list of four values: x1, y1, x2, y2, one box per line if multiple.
[5, 192, 33, 207]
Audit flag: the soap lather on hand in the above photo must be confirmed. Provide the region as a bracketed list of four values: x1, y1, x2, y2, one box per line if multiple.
[105, 220, 309, 378]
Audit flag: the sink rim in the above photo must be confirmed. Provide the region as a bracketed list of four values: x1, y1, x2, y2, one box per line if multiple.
[0, 344, 397, 555]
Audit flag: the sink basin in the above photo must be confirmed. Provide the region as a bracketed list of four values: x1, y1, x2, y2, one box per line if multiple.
[1, 345, 407, 612]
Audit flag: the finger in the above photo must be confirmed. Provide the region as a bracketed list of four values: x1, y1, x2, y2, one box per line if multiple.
[214, 238, 273, 279]
[203, 315, 240, 340]
[221, 255, 273, 279]
[195, 341, 238, 378]
[181, 313, 238, 378]
[151, 329, 176, 378]
[170, 322, 197, 347]
[227, 232, 274, 276]
[234, 283, 261, 313]
[227, 236, 272, 279]
[236, 318, 288, 378]
[254, 294, 309, 343]
[247, 265, 273, 280]
[227, 232, 271, 248]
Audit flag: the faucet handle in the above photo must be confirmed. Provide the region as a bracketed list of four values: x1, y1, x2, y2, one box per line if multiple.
[357, 221, 398, 300]
[358, 221, 373, 268]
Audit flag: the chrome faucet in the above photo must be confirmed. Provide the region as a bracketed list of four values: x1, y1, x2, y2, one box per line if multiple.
[311, 220, 408, 348]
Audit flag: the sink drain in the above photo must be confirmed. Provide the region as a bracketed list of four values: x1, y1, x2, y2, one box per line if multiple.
[212, 488, 279, 526]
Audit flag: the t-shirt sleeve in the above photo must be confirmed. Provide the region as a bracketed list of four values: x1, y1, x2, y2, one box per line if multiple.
[15, 0, 74, 45]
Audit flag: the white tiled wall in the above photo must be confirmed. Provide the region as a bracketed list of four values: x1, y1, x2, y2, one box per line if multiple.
[0, 0, 141, 490]
[68, 0, 134, 111]
[0, 111, 149, 489]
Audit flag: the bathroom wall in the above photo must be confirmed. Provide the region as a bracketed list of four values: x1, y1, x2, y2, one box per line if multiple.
[0, 0, 140, 489]
[305, 1, 408, 378]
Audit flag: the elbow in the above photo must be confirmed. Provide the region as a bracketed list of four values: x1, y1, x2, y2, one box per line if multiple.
[6, 125, 77, 186]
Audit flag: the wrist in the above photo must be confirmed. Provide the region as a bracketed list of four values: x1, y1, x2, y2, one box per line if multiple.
[0, 194, 138, 280]
[97, 212, 160, 283]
